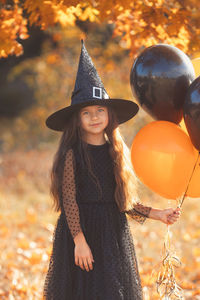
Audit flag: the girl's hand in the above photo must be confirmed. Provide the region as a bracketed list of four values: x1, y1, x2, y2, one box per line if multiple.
[74, 232, 94, 272]
[159, 207, 181, 225]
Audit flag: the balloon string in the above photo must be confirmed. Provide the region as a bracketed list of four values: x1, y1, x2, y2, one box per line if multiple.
[178, 151, 200, 208]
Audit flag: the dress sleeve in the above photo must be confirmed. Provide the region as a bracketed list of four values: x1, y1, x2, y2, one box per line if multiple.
[125, 202, 152, 224]
[62, 148, 83, 240]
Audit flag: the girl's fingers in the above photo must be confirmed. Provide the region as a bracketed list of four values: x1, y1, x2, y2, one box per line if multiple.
[167, 215, 179, 224]
[173, 211, 180, 216]
[88, 258, 94, 270]
[78, 258, 85, 270]
[88, 252, 94, 270]
[83, 258, 90, 272]
[169, 219, 176, 223]
[75, 248, 94, 271]
[168, 211, 181, 219]
[174, 209, 181, 215]
[168, 215, 178, 221]
[75, 255, 84, 270]
[76, 256, 93, 271]
[168, 215, 176, 220]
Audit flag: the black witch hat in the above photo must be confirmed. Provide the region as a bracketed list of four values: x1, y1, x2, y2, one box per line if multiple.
[46, 40, 139, 131]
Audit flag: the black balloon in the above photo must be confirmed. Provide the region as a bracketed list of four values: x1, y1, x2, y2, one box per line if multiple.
[184, 76, 200, 151]
[130, 44, 195, 123]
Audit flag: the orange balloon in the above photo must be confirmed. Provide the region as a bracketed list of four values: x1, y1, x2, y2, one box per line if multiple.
[131, 121, 198, 199]
[192, 58, 200, 77]
[186, 154, 200, 198]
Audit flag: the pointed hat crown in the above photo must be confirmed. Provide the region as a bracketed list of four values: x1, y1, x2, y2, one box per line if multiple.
[71, 40, 109, 105]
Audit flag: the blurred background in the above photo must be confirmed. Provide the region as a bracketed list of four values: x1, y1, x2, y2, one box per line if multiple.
[0, 1, 200, 299]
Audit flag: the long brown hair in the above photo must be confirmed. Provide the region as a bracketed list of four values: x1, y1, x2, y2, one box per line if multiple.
[50, 106, 138, 212]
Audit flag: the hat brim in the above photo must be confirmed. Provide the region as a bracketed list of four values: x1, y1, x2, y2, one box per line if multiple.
[45, 99, 139, 131]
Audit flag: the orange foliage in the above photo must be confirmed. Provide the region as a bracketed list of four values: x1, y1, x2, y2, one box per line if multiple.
[0, 0, 200, 57]
[0, 0, 29, 57]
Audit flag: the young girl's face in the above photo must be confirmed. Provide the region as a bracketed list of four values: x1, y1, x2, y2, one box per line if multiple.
[79, 105, 109, 137]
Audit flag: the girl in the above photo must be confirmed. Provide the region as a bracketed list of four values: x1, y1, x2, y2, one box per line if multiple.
[43, 41, 181, 300]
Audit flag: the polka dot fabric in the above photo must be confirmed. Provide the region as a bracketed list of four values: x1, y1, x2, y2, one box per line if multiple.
[43, 141, 152, 300]
[62, 149, 82, 239]
[126, 202, 152, 224]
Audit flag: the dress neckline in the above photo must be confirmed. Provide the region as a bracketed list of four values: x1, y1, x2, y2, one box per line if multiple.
[85, 141, 109, 148]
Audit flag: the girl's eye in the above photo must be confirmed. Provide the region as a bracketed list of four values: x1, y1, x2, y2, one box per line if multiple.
[82, 111, 89, 115]
[98, 108, 104, 112]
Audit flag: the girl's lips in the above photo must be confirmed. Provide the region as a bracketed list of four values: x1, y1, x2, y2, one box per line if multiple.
[90, 123, 101, 126]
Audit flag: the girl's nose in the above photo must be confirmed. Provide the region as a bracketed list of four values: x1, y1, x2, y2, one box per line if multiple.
[91, 112, 98, 119]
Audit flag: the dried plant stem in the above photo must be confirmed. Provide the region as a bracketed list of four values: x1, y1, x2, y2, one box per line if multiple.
[156, 226, 184, 299]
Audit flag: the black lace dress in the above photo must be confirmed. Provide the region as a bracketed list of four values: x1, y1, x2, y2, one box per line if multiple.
[43, 141, 152, 300]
